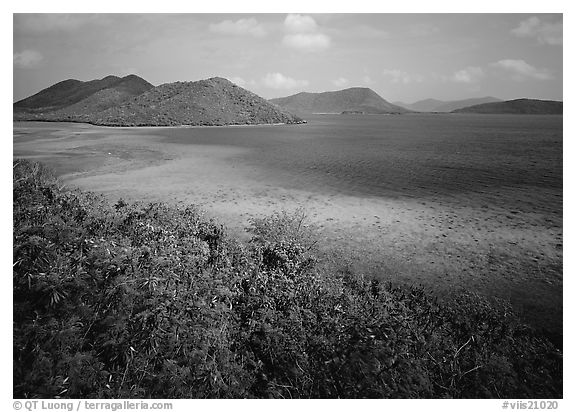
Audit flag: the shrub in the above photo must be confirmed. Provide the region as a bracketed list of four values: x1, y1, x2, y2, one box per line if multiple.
[13, 160, 562, 398]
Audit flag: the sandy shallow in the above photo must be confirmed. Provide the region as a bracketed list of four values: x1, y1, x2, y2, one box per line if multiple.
[13, 121, 563, 342]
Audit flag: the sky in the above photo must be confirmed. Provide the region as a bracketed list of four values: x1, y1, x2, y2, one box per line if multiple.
[13, 13, 563, 103]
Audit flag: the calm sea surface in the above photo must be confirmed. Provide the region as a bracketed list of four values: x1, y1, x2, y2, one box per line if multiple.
[150, 113, 562, 212]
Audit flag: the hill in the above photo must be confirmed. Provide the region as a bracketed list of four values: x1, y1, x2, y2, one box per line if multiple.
[394, 98, 444, 112]
[47, 75, 155, 122]
[396, 97, 501, 112]
[93, 77, 304, 126]
[435, 97, 502, 112]
[13, 75, 154, 121]
[453, 98, 563, 115]
[269, 87, 409, 115]
[14, 76, 303, 126]
[13, 75, 151, 113]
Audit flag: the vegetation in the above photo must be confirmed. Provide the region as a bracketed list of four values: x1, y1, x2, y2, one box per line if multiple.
[452, 98, 563, 115]
[12, 75, 153, 118]
[13, 76, 304, 126]
[13, 160, 562, 398]
[269, 87, 409, 115]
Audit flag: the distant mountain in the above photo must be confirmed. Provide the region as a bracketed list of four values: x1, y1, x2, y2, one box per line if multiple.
[269, 88, 409, 115]
[397, 97, 502, 112]
[14, 76, 304, 126]
[453, 98, 563, 115]
[395, 98, 445, 112]
[435, 97, 502, 113]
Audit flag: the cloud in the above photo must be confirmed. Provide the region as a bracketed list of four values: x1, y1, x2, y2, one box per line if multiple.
[282, 33, 331, 52]
[14, 14, 107, 33]
[511, 16, 562, 45]
[450, 66, 484, 83]
[13, 50, 43, 68]
[282, 14, 331, 52]
[209, 18, 266, 38]
[332, 77, 349, 87]
[284, 14, 318, 33]
[492, 59, 553, 81]
[262, 73, 309, 90]
[382, 69, 424, 84]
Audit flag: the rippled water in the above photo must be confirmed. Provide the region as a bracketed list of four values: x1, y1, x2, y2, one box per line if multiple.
[153, 113, 562, 212]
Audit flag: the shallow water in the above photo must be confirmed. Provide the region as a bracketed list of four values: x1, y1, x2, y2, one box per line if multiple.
[147, 113, 563, 211]
[13, 114, 563, 341]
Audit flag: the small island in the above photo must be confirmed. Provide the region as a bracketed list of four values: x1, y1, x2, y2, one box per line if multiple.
[13, 75, 305, 127]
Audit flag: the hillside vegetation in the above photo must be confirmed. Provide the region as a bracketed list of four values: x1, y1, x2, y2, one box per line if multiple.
[13, 160, 562, 398]
[93, 77, 303, 126]
[13, 75, 154, 119]
[13, 76, 304, 127]
[453, 99, 563, 115]
[269, 88, 408, 115]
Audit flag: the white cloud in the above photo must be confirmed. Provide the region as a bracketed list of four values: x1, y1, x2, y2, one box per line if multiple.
[262, 73, 309, 90]
[209, 18, 266, 38]
[511, 17, 562, 45]
[13, 50, 43, 68]
[332, 77, 349, 87]
[282, 33, 331, 52]
[282, 14, 331, 52]
[284, 14, 318, 33]
[450, 66, 484, 83]
[492, 59, 553, 81]
[382, 69, 424, 84]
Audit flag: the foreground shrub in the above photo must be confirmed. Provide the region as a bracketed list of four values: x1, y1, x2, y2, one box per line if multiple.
[13, 160, 562, 398]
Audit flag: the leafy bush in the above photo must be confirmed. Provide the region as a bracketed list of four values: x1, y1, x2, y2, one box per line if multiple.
[13, 160, 562, 398]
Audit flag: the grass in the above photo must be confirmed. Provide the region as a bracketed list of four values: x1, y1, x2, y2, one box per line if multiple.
[13, 159, 562, 398]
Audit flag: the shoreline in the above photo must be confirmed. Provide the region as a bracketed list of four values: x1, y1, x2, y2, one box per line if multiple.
[13, 119, 562, 342]
[12, 119, 308, 129]
[14, 157, 562, 398]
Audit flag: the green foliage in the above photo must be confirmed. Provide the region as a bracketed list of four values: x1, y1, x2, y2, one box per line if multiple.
[13, 160, 562, 398]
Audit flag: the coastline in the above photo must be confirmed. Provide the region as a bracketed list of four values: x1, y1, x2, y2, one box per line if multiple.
[13, 119, 562, 343]
[12, 118, 307, 129]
